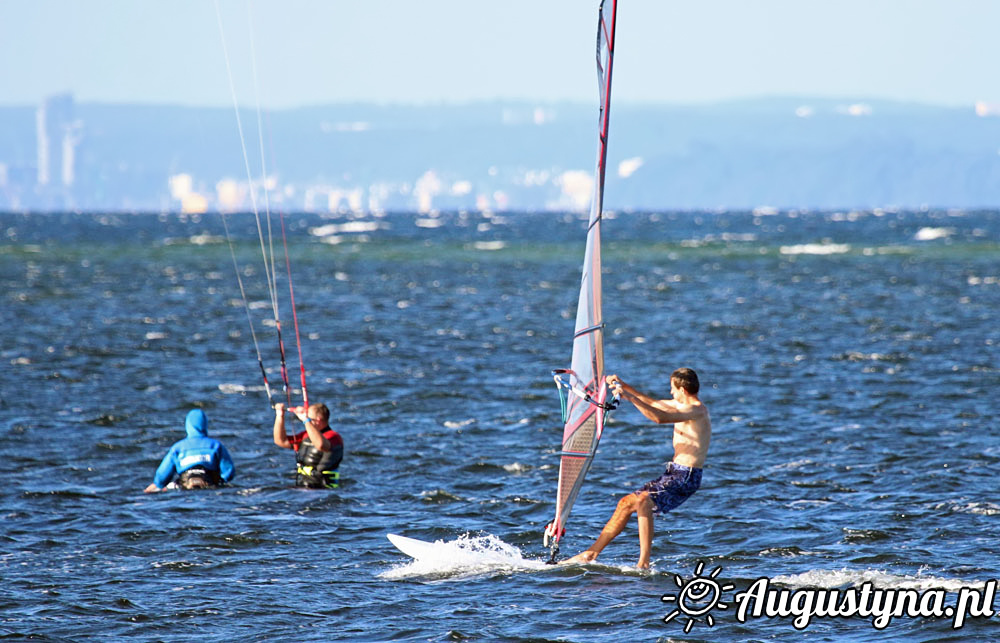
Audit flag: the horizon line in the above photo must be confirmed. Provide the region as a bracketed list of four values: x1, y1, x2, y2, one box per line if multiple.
[0, 94, 993, 112]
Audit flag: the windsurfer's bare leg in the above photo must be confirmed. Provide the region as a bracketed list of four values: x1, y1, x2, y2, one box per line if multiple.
[636, 493, 654, 569]
[564, 492, 647, 564]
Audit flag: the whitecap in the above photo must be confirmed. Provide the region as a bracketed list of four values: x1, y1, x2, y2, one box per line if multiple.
[773, 568, 990, 592]
[862, 246, 913, 256]
[840, 352, 893, 362]
[472, 240, 506, 251]
[932, 500, 1000, 516]
[188, 234, 223, 245]
[779, 243, 851, 255]
[217, 383, 265, 394]
[914, 227, 954, 241]
[310, 221, 380, 236]
[771, 459, 815, 471]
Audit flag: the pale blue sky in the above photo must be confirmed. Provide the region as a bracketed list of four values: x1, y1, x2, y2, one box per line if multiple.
[2, 0, 999, 108]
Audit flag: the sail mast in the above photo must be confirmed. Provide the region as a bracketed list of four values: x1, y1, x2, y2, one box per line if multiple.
[545, 0, 619, 562]
[594, 0, 617, 220]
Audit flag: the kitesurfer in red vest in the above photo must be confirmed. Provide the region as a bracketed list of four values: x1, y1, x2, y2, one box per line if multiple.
[272, 402, 344, 489]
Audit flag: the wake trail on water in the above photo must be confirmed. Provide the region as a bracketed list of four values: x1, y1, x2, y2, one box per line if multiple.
[380, 533, 550, 580]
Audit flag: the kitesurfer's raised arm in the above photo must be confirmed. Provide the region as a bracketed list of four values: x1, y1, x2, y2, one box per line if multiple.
[273, 403, 329, 450]
[271, 402, 345, 489]
[297, 406, 332, 453]
[272, 403, 293, 449]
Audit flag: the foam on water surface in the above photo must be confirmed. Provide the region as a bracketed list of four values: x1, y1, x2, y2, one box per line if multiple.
[382, 533, 549, 580]
[773, 568, 992, 592]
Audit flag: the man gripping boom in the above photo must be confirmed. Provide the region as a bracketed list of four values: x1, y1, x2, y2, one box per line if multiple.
[564, 367, 711, 569]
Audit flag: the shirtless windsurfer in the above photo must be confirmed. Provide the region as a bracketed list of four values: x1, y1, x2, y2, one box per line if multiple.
[563, 367, 711, 569]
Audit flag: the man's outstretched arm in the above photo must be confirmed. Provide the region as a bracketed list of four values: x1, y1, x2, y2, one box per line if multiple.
[608, 375, 699, 424]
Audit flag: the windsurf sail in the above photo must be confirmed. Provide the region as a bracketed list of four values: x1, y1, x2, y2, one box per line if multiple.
[544, 0, 619, 563]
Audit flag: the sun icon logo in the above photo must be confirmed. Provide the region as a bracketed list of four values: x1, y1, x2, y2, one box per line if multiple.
[661, 561, 735, 633]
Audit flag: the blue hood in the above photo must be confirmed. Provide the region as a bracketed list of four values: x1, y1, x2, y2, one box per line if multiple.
[185, 409, 209, 437]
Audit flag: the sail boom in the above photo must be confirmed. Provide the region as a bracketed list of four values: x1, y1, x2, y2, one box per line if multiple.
[573, 323, 604, 339]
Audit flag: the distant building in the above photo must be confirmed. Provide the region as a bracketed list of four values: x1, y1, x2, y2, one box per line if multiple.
[169, 173, 209, 214]
[556, 170, 593, 212]
[215, 178, 243, 211]
[414, 170, 442, 213]
[36, 94, 79, 188]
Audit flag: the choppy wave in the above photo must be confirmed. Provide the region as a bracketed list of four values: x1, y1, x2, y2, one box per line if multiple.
[773, 568, 991, 592]
[779, 242, 851, 255]
[932, 501, 1000, 516]
[310, 221, 382, 236]
[914, 227, 955, 241]
[217, 382, 266, 394]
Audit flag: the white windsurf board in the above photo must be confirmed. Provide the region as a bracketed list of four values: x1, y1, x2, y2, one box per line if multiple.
[386, 533, 441, 560]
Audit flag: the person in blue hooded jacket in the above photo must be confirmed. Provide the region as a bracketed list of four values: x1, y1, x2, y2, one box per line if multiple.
[144, 409, 235, 492]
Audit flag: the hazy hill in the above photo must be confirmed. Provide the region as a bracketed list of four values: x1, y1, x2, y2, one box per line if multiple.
[1, 98, 998, 211]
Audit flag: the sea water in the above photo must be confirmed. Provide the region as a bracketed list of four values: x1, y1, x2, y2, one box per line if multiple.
[1, 209, 998, 641]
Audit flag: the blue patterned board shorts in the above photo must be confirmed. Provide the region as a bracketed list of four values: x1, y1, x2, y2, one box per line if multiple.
[636, 462, 702, 515]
